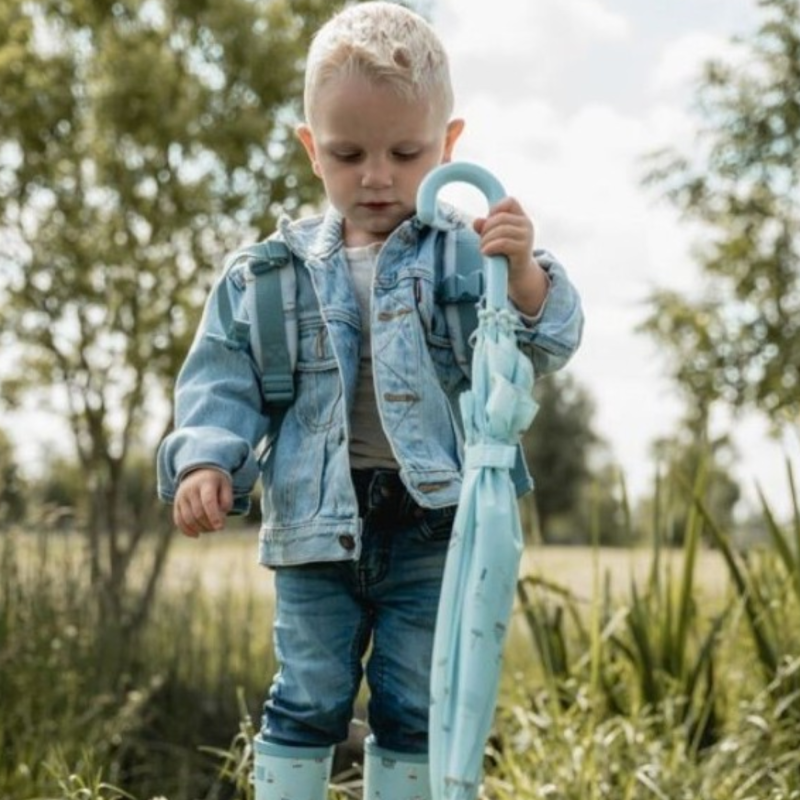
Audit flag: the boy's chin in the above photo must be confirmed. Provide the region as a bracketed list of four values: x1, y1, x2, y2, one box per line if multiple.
[343, 221, 398, 248]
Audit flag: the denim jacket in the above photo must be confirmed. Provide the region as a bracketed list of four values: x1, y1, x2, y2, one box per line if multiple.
[157, 206, 584, 566]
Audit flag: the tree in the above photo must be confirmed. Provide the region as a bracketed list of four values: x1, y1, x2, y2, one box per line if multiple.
[523, 372, 602, 542]
[0, 0, 335, 630]
[576, 462, 637, 547]
[642, 0, 800, 426]
[0, 429, 26, 526]
[640, 415, 742, 547]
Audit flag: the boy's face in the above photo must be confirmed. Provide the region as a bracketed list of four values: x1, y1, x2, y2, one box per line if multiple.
[298, 73, 464, 247]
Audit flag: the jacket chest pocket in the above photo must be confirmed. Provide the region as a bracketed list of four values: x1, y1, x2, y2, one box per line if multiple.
[294, 313, 343, 433]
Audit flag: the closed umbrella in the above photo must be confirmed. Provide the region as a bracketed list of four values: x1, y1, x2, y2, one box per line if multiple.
[417, 162, 539, 800]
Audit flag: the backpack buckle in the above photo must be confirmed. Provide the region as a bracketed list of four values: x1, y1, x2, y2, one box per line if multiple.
[437, 272, 484, 304]
[246, 240, 291, 275]
[261, 373, 295, 406]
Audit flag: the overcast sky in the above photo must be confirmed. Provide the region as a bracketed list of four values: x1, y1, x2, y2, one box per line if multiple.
[431, 0, 799, 516]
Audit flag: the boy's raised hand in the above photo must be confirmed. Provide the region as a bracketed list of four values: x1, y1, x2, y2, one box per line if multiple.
[174, 468, 233, 537]
[473, 196, 549, 317]
[473, 196, 534, 278]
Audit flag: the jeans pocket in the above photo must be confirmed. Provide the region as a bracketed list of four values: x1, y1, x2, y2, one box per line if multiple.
[417, 505, 457, 542]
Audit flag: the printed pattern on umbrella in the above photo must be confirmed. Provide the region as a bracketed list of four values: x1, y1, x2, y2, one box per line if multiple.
[429, 303, 537, 800]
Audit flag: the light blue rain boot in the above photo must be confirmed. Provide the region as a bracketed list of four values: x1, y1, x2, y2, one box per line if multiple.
[253, 736, 333, 800]
[363, 735, 431, 800]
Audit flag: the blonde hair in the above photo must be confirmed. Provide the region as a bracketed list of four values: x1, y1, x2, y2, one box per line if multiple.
[304, 2, 454, 125]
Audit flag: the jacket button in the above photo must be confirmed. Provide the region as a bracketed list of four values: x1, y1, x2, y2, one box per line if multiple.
[339, 534, 356, 551]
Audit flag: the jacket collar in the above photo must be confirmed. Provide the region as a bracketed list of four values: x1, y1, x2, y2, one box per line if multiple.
[277, 201, 467, 263]
[278, 206, 344, 262]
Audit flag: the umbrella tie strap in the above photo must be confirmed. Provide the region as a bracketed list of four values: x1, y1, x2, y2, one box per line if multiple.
[464, 443, 517, 470]
[477, 306, 519, 331]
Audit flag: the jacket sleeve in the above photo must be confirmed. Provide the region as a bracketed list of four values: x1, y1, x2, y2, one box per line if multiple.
[156, 263, 270, 513]
[513, 249, 584, 376]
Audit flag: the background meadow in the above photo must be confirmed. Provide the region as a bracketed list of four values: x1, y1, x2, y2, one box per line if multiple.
[3, 466, 800, 799]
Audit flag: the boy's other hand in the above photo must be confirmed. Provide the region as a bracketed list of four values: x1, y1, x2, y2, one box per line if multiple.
[174, 468, 233, 537]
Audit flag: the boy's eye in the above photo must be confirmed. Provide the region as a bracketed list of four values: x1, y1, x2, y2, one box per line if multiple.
[333, 151, 362, 163]
[393, 150, 420, 161]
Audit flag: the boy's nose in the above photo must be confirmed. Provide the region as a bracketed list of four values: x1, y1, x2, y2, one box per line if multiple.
[361, 157, 393, 189]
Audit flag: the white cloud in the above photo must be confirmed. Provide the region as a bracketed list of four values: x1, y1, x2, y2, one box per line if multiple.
[566, 0, 631, 41]
[437, 0, 629, 59]
[651, 31, 742, 96]
[436, 0, 631, 101]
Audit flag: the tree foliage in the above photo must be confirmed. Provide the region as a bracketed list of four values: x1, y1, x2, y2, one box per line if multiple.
[642, 0, 800, 425]
[0, 0, 334, 628]
[523, 372, 602, 542]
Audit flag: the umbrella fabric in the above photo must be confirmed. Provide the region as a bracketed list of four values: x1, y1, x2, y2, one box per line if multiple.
[429, 305, 537, 800]
[416, 161, 539, 800]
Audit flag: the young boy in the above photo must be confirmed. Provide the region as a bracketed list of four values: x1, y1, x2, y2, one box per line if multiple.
[157, 2, 583, 798]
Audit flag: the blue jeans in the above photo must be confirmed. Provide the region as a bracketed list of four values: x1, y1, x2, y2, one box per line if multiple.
[261, 469, 456, 754]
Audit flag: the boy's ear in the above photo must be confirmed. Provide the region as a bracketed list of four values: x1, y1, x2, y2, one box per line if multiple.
[442, 118, 465, 163]
[296, 124, 321, 176]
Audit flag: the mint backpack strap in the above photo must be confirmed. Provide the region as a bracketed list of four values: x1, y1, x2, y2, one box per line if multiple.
[241, 239, 297, 407]
[436, 226, 485, 376]
[214, 256, 252, 350]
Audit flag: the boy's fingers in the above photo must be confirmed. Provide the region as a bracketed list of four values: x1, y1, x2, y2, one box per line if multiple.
[490, 196, 522, 215]
[189, 492, 213, 534]
[174, 500, 200, 538]
[480, 209, 534, 252]
[173, 470, 232, 535]
[481, 226, 529, 251]
[218, 479, 234, 516]
[175, 489, 209, 536]
[185, 489, 206, 530]
[199, 482, 224, 530]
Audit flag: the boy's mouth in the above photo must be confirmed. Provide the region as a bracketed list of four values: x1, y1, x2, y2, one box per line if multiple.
[361, 202, 396, 211]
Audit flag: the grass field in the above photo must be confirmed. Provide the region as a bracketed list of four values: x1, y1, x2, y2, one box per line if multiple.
[161, 528, 731, 601]
[4, 524, 800, 800]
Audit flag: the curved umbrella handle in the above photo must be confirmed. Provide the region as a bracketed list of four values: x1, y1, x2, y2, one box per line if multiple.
[417, 162, 509, 310]
[417, 161, 506, 219]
